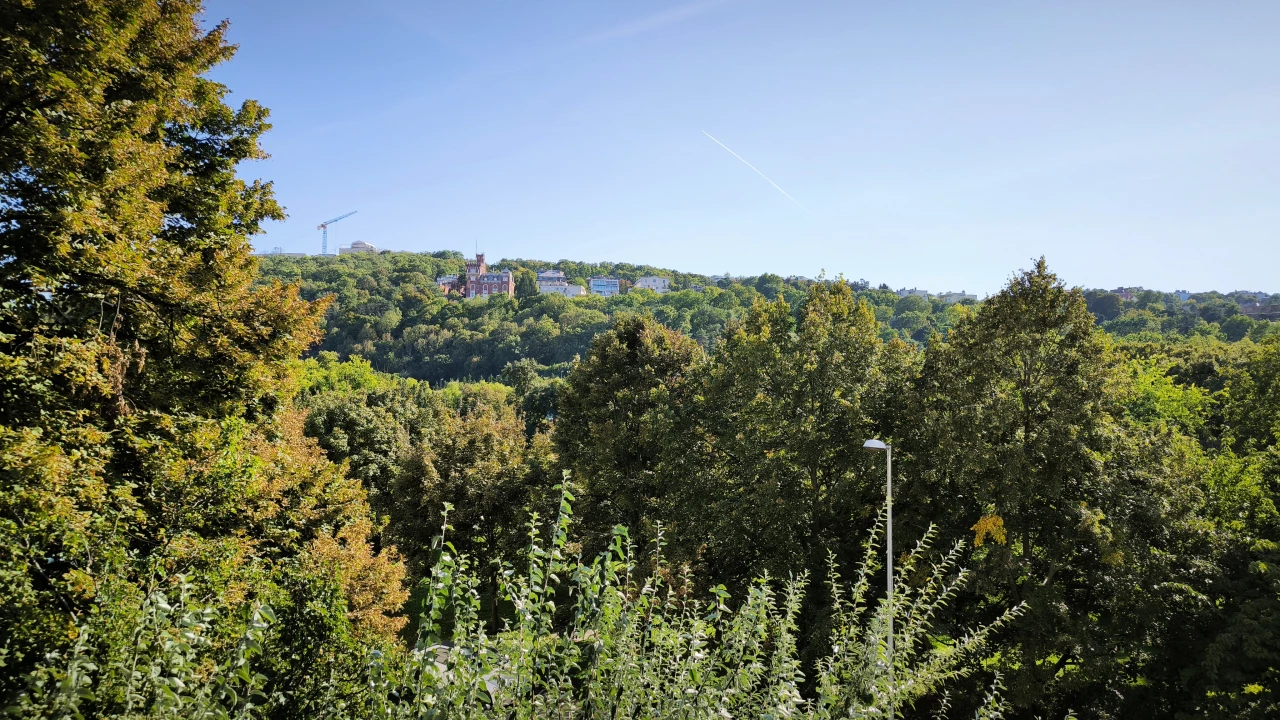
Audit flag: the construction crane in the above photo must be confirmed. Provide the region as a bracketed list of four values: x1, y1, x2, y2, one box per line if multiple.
[317, 211, 357, 255]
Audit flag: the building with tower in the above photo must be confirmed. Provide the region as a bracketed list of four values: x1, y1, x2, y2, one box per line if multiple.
[463, 253, 514, 298]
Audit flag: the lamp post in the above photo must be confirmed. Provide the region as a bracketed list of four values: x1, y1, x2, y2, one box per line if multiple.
[863, 438, 892, 716]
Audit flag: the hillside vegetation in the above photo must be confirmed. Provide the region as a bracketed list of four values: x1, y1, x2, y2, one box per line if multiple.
[258, 251, 1275, 387]
[3, 3, 1279, 719]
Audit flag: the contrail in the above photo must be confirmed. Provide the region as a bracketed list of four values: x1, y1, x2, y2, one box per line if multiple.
[702, 130, 809, 213]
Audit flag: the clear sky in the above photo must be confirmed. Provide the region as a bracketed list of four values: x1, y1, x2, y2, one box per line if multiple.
[205, 0, 1279, 295]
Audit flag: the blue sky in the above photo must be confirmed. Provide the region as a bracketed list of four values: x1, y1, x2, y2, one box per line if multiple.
[206, 1, 1279, 294]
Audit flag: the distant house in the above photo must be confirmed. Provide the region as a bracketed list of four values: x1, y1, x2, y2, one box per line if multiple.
[1241, 301, 1280, 321]
[551, 284, 586, 298]
[470, 271, 514, 298]
[634, 276, 671, 294]
[536, 270, 585, 297]
[897, 287, 929, 299]
[536, 269, 566, 292]
[589, 276, 621, 297]
[1112, 287, 1137, 302]
[463, 253, 513, 298]
[1174, 290, 1192, 302]
[937, 290, 977, 304]
[338, 240, 378, 255]
[435, 274, 460, 293]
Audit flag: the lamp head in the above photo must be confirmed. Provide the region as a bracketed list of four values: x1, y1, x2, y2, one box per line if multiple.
[863, 439, 888, 451]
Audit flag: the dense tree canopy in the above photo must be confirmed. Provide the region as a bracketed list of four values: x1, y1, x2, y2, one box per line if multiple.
[1, 3, 406, 715]
[5, 2, 1280, 718]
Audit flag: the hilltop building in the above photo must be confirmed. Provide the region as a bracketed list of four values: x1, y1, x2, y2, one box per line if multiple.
[465, 253, 487, 288]
[589, 276, 621, 297]
[897, 287, 929, 299]
[536, 269, 565, 285]
[339, 240, 378, 255]
[634, 276, 670, 294]
[1242, 300, 1280, 321]
[435, 274, 460, 294]
[937, 290, 977, 304]
[461, 254, 513, 298]
[536, 270, 585, 297]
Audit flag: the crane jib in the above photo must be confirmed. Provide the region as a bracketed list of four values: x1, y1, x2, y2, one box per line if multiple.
[317, 210, 357, 255]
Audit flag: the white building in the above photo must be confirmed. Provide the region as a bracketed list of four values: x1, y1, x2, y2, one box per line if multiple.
[633, 276, 671, 294]
[896, 287, 928, 299]
[536, 270, 566, 290]
[435, 274, 460, 293]
[536, 270, 586, 298]
[937, 290, 977, 304]
[338, 240, 378, 255]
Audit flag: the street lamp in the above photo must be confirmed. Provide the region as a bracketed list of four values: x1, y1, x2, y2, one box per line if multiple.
[863, 438, 893, 715]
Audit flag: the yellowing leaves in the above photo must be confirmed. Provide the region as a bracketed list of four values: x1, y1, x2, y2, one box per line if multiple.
[305, 517, 409, 641]
[971, 514, 1007, 547]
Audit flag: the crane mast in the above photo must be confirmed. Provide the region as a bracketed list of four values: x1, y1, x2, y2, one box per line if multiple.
[317, 211, 357, 255]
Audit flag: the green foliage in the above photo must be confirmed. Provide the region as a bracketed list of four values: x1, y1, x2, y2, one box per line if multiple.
[1104, 308, 1164, 336]
[894, 295, 931, 316]
[7, 577, 277, 720]
[258, 254, 991, 386]
[910, 260, 1166, 715]
[1084, 287, 1272, 344]
[1116, 358, 1209, 435]
[513, 267, 538, 300]
[549, 259, 1279, 718]
[1223, 336, 1280, 451]
[365, 493, 1019, 719]
[388, 391, 554, 576]
[687, 285, 913, 586]
[556, 314, 703, 544]
[6, 3, 1279, 718]
[0, 3, 407, 714]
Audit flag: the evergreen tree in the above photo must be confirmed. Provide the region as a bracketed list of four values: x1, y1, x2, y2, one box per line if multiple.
[0, 2, 406, 713]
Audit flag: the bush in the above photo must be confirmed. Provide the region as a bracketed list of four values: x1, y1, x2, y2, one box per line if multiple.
[371, 489, 1020, 718]
[15, 489, 1019, 719]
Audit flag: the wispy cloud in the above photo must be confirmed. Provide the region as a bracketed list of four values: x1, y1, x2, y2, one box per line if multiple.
[702, 131, 810, 213]
[581, 0, 731, 44]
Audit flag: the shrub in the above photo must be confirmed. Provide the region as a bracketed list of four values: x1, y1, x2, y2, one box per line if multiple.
[373, 489, 1022, 719]
[14, 490, 1020, 719]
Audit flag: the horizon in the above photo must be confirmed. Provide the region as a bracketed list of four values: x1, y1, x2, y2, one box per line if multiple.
[254, 247, 1276, 298]
[208, 1, 1280, 295]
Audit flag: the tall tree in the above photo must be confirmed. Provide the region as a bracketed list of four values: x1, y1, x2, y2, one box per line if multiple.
[513, 266, 539, 300]
[0, 1, 405, 711]
[1223, 336, 1280, 452]
[555, 314, 703, 547]
[908, 259, 1187, 716]
[688, 284, 910, 586]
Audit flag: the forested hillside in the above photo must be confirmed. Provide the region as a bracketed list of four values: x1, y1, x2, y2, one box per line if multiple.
[4, 2, 1279, 719]
[257, 251, 1277, 387]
